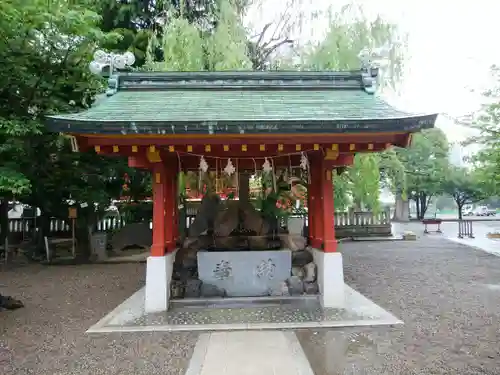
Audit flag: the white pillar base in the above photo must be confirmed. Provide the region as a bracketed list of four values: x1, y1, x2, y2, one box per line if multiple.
[309, 248, 345, 308]
[145, 251, 177, 313]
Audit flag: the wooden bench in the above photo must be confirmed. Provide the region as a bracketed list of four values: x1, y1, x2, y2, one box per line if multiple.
[422, 218, 442, 234]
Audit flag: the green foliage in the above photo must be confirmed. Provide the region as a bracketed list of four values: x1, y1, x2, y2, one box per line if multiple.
[396, 128, 450, 218]
[95, 0, 219, 67]
[0, 0, 113, 198]
[346, 154, 381, 211]
[298, 4, 407, 211]
[442, 167, 487, 218]
[468, 95, 500, 196]
[300, 3, 406, 93]
[379, 148, 406, 197]
[147, 15, 205, 71]
[333, 169, 350, 211]
[205, 0, 252, 70]
[146, 0, 251, 71]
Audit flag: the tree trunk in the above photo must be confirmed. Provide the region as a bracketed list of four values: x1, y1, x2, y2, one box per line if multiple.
[415, 198, 421, 220]
[457, 202, 463, 220]
[415, 193, 430, 220]
[393, 193, 409, 222]
[75, 210, 95, 260]
[420, 194, 430, 218]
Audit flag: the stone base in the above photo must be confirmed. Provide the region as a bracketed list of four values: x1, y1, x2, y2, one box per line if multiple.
[197, 250, 292, 297]
[145, 251, 177, 313]
[87, 284, 403, 333]
[308, 248, 345, 308]
[403, 231, 417, 241]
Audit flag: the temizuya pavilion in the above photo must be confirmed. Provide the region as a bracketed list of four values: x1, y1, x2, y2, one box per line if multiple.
[46, 53, 437, 313]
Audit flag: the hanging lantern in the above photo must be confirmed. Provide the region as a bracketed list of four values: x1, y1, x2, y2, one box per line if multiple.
[224, 158, 235, 176]
[199, 156, 208, 173]
[262, 157, 272, 174]
[300, 152, 309, 171]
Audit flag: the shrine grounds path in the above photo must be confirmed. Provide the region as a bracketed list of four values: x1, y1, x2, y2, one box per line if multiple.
[1, 235, 500, 374]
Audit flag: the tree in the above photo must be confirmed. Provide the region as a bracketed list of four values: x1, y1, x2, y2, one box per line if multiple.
[442, 167, 487, 219]
[93, 0, 220, 67]
[347, 154, 381, 211]
[245, 0, 295, 70]
[297, 4, 407, 212]
[0, 0, 122, 254]
[146, 0, 252, 71]
[379, 148, 408, 220]
[333, 170, 350, 211]
[396, 128, 450, 219]
[299, 4, 405, 92]
[469, 89, 500, 195]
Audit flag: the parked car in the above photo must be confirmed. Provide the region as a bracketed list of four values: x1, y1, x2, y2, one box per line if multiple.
[462, 207, 474, 216]
[472, 206, 497, 216]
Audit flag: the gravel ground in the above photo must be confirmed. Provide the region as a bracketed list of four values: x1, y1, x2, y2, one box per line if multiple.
[0, 263, 198, 375]
[297, 237, 500, 375]
[2, 238, 500, 375]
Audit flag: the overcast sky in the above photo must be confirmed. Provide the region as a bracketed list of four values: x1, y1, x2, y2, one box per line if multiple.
[245, 0, 499, 143]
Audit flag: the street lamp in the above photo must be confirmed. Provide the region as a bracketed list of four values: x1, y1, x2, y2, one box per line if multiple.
[89, 50, 136, 76]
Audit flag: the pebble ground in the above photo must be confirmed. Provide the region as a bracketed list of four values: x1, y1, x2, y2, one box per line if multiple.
[0, 263, 197, 375]
[2, 236, 500, 375]
[297, 237, 500, 374]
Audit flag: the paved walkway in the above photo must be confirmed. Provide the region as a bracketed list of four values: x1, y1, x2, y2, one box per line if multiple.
[444, 221, 500, 256]
[394, 220, 500, 256]
[186, 332, 313, 375]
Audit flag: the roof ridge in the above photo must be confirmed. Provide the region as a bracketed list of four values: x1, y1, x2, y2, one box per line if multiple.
[106, 70, 378, 95]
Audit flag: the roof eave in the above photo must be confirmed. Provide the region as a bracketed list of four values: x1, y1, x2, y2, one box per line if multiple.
[45, 114, 438, 135]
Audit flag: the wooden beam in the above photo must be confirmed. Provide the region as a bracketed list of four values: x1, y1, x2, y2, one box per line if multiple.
[79, 133, 409, 146]
[83, 142, 391, 157]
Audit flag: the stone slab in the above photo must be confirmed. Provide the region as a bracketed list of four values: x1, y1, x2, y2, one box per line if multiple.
[86, 284, 403, 333]
[197, 250, 292, 297]
[186, 331, 314, 375]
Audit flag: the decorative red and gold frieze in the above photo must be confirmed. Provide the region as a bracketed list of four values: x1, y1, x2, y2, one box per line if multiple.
[92, 143, 392, 156]
[88, 137, 403, 171]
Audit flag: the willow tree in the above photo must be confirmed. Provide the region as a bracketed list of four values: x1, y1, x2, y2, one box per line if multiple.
[298, 4, 407, 212]
[206, 0, 252, 70]
[145, 0, 252, 198]
[379, 148, 407, 218]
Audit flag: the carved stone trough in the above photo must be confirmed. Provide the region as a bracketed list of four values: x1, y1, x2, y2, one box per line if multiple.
[197, 250, 292, 297]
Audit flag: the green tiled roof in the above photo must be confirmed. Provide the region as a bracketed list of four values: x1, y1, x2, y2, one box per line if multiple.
[53, 90, 414, 122]
[46, 71, 437, 135]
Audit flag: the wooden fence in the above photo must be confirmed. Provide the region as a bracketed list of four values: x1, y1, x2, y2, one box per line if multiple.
[333, 210, 392, 238]
[3, 208, 391, 241]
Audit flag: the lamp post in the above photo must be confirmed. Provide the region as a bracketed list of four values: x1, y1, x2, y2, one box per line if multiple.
[88, 50, 136, 76]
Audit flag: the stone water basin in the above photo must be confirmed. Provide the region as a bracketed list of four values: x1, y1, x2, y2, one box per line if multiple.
[197, 249, 292, 297]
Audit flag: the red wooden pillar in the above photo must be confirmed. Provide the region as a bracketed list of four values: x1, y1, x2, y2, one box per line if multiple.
[321, 157, 337, 252]
[307, 177, 315, 245]
[163, 167, 174, 252]
[170, 165, 179, 247]
[151, 163, 166, 257]
[310, 156, 323, 249]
